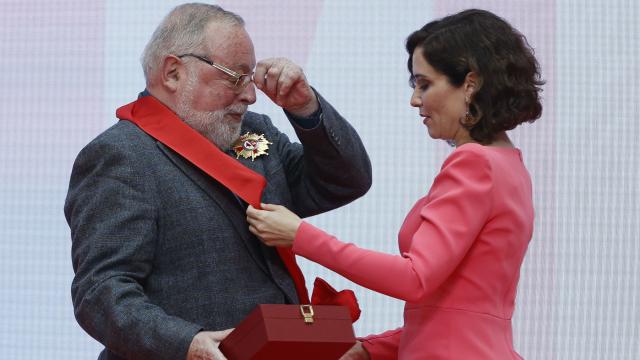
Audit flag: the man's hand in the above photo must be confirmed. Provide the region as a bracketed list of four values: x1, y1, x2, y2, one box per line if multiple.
[186, 329, 233, 360]
[340, 341, 371, 360]
[246, 203, 302, 247]
[253, 58, 319, 117]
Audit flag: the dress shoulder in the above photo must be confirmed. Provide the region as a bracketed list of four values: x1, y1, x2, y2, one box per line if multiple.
[439, 143, 493, 176]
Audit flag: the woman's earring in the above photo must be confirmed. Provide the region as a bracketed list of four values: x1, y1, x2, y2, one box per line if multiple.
[464, 110, 474, 124]
[463, 98, 475, 125]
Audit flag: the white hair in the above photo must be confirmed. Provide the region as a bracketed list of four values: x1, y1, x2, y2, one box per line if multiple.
[141, 3, 244, 86]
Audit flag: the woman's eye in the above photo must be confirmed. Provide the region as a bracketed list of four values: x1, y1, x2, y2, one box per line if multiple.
[409, 77, 429, 91]
[416, 82, 429, 91]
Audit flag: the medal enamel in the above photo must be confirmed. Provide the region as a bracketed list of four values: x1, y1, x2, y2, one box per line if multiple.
[233, 132, 272, 161]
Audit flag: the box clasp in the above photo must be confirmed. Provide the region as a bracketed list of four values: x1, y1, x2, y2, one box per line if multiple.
[300, 305, 315, 324]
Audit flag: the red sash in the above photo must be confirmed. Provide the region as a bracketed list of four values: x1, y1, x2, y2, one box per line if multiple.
[116, 95, 360, 321]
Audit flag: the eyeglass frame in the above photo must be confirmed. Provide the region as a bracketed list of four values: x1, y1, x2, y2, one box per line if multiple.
[176, 53, 253, 91]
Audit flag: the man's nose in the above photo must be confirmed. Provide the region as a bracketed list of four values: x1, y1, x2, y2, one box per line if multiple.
[237, 81, 257, 105]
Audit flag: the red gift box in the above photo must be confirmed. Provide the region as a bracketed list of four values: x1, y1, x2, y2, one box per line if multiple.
[219, 304, 356, 360]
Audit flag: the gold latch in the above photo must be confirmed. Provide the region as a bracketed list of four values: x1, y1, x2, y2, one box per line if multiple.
[300, 305, 314, 324]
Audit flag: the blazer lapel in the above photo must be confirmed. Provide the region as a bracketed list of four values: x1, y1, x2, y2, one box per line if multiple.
[227, 149, 299, 303]
[160, 142, 298, 303]
[157, 142, 271, 277]
[227, 148, 278, 204]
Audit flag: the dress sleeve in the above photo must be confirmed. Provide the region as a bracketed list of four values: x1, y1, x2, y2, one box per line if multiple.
[292, 148, 493, 302]
[360, 328, 403, 359]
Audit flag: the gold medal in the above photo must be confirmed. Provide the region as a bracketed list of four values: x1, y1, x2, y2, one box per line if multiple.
[233, 132, 272, 161]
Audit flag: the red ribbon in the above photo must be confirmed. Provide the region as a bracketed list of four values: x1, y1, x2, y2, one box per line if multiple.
[116, 95, 359, 321]
[115, 96, 266, 208]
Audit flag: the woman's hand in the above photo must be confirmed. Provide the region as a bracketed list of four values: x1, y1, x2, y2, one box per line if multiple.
[246, 203, 302, 247]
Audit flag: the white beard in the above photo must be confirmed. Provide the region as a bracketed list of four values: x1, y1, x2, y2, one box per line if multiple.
[175, 70, 246, 150]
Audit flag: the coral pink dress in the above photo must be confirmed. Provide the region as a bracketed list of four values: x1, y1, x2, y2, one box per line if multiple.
[293, 143, 533, 359]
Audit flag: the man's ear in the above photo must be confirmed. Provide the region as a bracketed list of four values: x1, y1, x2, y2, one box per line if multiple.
[160, 55, 183, 93]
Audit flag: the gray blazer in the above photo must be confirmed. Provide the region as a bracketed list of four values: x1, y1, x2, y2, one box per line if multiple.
[64, 93, 372, 359]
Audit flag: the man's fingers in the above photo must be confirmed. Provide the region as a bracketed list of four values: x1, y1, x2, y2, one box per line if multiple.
[253, 60, 270, 89]
[212, 348, 228, 360]
[255, 58, 310, 109]
[264, 65, 282, 99]
[275, 63, 298, 100]
[213, 328, 234, 340]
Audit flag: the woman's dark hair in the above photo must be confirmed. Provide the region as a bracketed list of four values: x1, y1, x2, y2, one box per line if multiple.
[406, 9, 544, 144]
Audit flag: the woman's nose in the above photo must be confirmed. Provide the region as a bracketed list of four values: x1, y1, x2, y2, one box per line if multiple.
[410, 90, 422, 107]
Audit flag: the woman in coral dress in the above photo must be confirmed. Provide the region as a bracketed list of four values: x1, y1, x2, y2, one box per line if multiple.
[247, 9, 544, 360]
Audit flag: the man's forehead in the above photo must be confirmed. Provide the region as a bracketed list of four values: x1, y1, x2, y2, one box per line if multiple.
[204, 23, 249, 48]
[204, 24, 255, 68]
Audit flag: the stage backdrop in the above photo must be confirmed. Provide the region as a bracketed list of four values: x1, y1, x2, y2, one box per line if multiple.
[1, 1, 638, 359]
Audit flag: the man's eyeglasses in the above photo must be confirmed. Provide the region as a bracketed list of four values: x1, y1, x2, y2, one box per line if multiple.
[177, 53, 253, 92]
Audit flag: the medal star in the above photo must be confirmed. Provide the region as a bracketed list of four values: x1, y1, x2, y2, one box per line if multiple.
[233, 132, 272, 161]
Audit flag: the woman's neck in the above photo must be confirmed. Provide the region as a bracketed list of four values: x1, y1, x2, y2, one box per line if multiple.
[453, 131, 514, 148]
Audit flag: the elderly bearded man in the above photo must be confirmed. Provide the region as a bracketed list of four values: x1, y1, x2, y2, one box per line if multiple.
[64, 3, 371, 360]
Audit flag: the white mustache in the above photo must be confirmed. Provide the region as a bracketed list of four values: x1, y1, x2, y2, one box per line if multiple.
[225, 104, 248, 115]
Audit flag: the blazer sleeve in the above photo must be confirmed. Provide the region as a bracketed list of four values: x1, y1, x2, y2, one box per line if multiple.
[273, 89, 372, 217]
[292, 148, 493, 302]
[64, 136, 201, 360]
